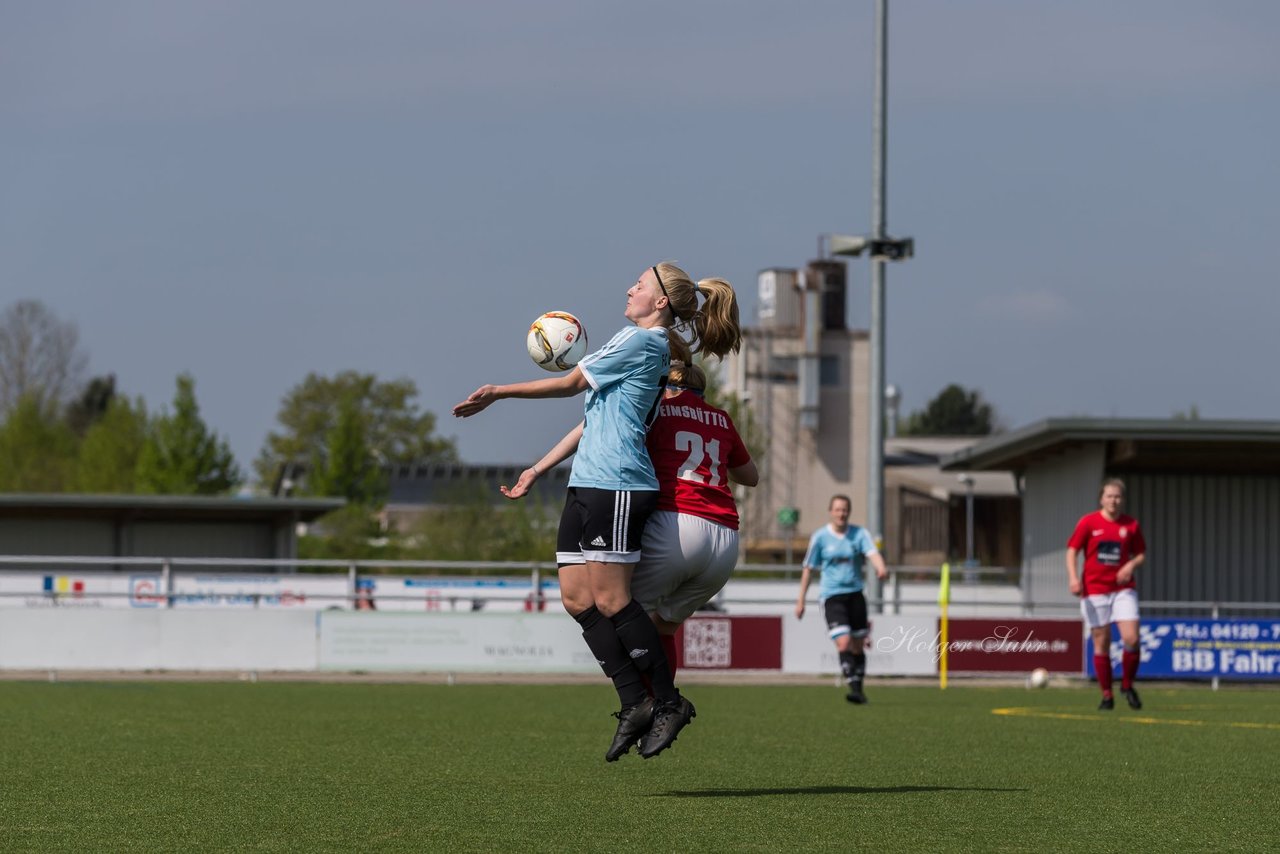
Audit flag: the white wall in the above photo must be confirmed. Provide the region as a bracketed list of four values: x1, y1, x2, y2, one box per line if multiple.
[0, 610, 318, 670]
[318, 612, 597, 673]
[0, 609, 939, 676]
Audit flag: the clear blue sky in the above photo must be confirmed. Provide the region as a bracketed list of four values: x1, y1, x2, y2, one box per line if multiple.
[4, 1, 1278, 479]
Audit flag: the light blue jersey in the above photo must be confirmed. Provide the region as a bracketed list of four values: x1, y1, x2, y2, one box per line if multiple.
[570, 325, 670, 491]
[803, 524, 879, 598]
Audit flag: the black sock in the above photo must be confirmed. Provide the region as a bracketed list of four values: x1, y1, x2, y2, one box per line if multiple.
[839, 651, 856, 685]
[610, 599, 678, 704]
[852, 653, 867, 687]
[573, 606, 647, 708]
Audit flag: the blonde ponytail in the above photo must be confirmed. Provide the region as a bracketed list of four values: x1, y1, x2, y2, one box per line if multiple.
[649, 263, 741, 361]
[691, 277, 741, 359]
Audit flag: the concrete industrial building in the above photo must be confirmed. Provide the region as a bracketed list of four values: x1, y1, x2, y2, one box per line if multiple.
[720, 262, 870, 560]
[719, 262, 1014, 566]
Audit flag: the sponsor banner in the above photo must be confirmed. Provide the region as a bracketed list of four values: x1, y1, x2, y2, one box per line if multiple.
[0, 570, 349, 609]
[317, 612, 597, 672]
[361, 576, 560, 613]
[162, 574, 348, 609]
[868, 617, 951, 676]
[945, 619, 1083, 672]
[0, 570, 137, 608]
[1086, 618, 1280, 681]
[782, 615, 937, 676]
[675, 616, 782, 670]
[0, 571, 560, 611]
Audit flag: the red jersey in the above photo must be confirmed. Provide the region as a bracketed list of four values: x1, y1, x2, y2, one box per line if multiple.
[1067, 511, 1146, 595]
[646, 390, 750, 530]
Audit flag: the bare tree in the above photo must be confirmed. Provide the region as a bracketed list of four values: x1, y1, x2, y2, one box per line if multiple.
[0, 300, 89, 416]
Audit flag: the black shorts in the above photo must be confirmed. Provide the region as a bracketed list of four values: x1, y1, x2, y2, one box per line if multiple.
[824, 592, 869, 639]
[556, 486, 658, 566]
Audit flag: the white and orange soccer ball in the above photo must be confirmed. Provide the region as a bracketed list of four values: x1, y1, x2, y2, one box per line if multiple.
[527, 311, 587, 372]
[1027, 667, 1050, 689]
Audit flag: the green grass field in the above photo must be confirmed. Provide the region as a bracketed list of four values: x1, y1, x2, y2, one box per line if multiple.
[1, 680, 1277, 852]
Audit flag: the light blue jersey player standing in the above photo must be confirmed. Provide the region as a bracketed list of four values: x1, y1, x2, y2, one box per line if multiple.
[795, 494, 888, 704]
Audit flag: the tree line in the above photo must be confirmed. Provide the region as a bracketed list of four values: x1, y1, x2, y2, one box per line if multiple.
[1, 299, 1003, 559]
[0, 300, 459, 496]
[0, 300, 493, 560]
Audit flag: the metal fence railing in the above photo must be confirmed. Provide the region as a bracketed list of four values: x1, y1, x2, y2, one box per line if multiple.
[2, 556, 1276, 618]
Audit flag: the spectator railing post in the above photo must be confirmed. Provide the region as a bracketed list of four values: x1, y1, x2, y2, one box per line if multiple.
[162, 559, 173, 609]
[348, 563, 357, 610]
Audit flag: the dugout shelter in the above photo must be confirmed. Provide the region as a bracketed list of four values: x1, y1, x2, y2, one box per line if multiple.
[942, 418, 1280, 615]
[0, 494, 343, 561]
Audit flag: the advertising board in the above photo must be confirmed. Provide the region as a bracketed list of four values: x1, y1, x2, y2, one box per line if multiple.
[1086, 618, 1280, 681]
[944, 618, 1083, 673]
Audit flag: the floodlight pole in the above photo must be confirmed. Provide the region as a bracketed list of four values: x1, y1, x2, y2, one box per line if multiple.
[868, 0, 889, 608]
[827, 0, 911, 611]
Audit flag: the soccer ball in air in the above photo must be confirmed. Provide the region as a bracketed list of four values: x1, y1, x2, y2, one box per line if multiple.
[527, 311, 587, 372]
[1026, 667, 1050, 689]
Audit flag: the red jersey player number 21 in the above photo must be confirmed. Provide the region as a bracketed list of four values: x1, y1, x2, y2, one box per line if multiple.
[648, 394, 750, 531]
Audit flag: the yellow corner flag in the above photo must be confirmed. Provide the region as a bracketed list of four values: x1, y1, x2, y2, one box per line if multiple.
[938, 562, 951, 690]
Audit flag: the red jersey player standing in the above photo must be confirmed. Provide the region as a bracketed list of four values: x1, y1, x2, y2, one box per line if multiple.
[1066, 478, 1147, 711]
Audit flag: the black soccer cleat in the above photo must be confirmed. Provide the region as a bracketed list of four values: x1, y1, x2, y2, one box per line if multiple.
[845, 687, 868, 705]
[1098, 695, 1115, 711]
[639, 695, 696, 759]
[1122, 688, 1142, 710]
[605, 697, 654, 762]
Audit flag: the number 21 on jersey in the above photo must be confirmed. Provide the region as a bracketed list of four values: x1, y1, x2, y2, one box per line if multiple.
[675, 430, 722, 487]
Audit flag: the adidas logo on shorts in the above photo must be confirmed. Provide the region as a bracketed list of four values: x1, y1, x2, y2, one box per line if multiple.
[590, 536, 607, 547]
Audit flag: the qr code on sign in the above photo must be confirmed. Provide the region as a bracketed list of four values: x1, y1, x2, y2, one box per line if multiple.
[684, 619, 731, 668]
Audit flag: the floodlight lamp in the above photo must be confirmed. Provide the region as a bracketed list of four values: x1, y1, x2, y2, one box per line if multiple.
[829, 235, 869, 257]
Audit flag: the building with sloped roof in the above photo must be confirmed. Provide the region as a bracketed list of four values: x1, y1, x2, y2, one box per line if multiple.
[942, 418, 1280, 614]
[885, 436, 1020, 568]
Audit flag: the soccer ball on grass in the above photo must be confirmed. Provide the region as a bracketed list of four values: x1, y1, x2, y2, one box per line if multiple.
[1026, 667, 1050, 689]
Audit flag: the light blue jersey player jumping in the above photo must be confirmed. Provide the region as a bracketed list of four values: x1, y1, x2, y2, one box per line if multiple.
[452, 263, 703, 759]
[572, 325, 669, 493]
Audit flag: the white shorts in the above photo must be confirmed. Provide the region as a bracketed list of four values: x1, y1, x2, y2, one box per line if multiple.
[630, 511, 739, 625]
[1080, 588, 1140, 628]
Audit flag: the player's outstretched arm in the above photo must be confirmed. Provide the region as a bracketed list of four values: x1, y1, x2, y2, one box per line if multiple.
[501, 422, 584, 500]
[500, 469, 539, 501]
[453, 368, 589, 418]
